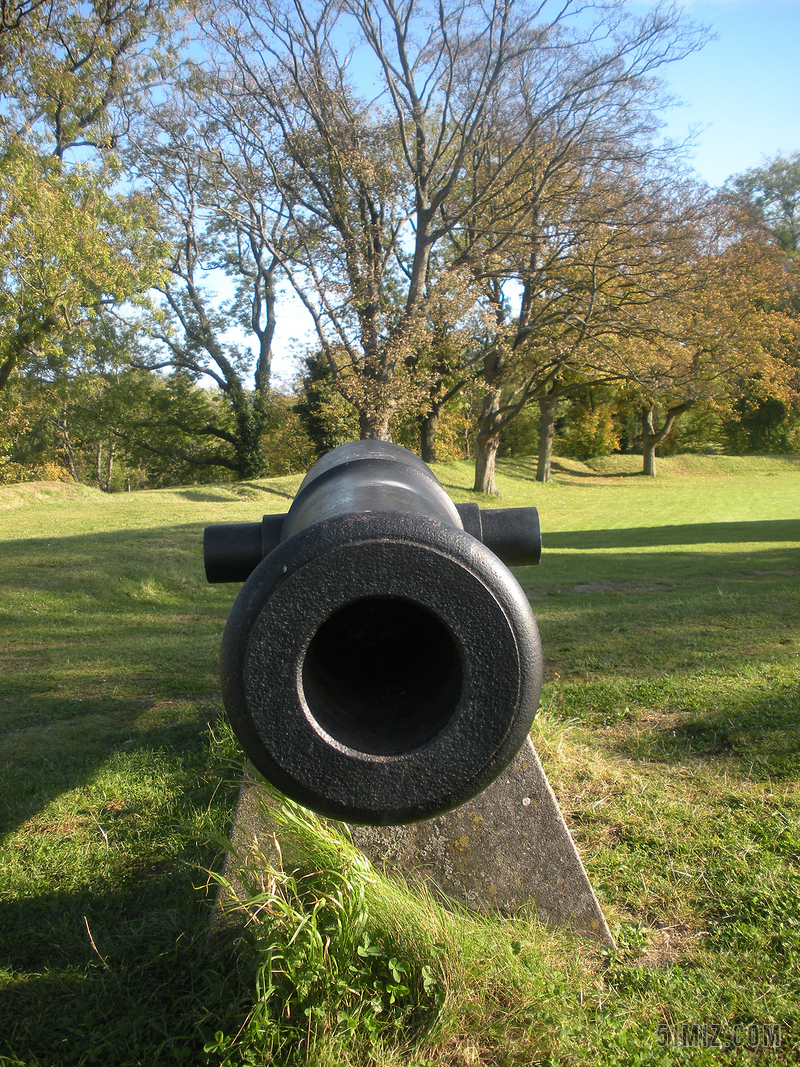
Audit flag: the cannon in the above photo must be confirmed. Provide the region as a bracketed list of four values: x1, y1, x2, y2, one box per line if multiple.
[204, 440, 543, 825]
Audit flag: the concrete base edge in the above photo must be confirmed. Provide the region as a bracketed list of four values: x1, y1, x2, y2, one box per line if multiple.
[216, 737, 614, 949]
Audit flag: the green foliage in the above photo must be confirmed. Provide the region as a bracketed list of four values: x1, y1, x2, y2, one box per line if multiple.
[390, 385, 480, 461]
[0, 0, 174, 390]
[294, 352, 360, 456]
[0, 148, 165, 389]
[651, 404, 725, 456]
[498, 401, 541, 457]
[557, 397, 621, 461]
[722, 394, 800, 454]
[0, 0, 175, 160]
[732, 152, 800, 256]
[258, 394, 317, 476]
[431, 389, 482, 463]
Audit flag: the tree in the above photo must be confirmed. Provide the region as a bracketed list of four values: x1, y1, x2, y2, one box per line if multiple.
[0, 149, 164, 391]
[0, 317, 155, 488]
[732, 152, 800, 257]
[390, 0, 710, 491]
[461, 149, 708, 490]
[294, 351, 360, 455]
[1, 0, 175, 160]
[124, 90, 293, 478]
[187, 0, 707, 459]
[607, 199, 799, 475]
[725, 154, 800, 455]
[0, 0, 176, 393]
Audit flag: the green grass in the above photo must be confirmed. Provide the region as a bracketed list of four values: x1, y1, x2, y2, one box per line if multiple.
[1, 455, 799, 1065]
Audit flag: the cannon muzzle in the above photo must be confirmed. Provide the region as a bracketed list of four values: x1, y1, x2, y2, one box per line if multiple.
[205, 441, 543, 825]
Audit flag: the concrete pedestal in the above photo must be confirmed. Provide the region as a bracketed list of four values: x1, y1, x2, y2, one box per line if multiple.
[221, 738, 614, 947]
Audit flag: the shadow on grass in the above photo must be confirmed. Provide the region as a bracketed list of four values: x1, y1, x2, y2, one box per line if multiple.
[0, 762, 247, 1066]
[0, 716, 215, 838]
[0, 690, 246, 1065]
[547, 519, 800, 550]
[0, 521, 249, 605]
[0, 524, 238, 839]
[172, 488, 247, 502]
[175, 481, 296, 503]
[612, 678, 800, 781]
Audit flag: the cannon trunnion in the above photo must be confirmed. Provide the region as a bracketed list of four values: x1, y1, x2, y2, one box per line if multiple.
[204, 441, 543, 825]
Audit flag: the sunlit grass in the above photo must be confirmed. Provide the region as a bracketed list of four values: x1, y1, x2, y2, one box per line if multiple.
[1, 455, 799, 1064]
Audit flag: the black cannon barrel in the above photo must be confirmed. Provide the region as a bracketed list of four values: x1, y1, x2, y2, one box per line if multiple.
[204, 450, 541, 584]
[205, 440, 544, 825]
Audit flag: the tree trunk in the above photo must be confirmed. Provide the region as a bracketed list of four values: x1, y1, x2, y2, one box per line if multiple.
[105, 440, 114, 492]
[232, 390, 268, 478]
[474, 432, 501, 495]
[359, 410, 392, 441]
[642, 440, 657, 477]
[473, 375, 503, 494]
[57, 416, 80, 481]
[640, 402, 694, 477]
[420, 408, 440, 463]
[0, 352, 16, 391]
[536, 396, 559, 482]
[253, 262, 277, 397]
[96, 443, 103, 487]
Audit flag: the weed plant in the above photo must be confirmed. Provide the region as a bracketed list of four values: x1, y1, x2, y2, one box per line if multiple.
[205, 781, 584, 1067]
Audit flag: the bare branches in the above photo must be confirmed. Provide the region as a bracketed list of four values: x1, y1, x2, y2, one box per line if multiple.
[184, 0, 709, 444]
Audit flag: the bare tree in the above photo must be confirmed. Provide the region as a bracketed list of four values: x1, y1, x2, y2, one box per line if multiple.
[126, 94, 291, 477]
[191, 0, 703, 446]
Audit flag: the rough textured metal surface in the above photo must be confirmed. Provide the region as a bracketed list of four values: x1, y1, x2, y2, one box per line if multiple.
[220, 738, 614, 947]
[220, 511, 543, 824]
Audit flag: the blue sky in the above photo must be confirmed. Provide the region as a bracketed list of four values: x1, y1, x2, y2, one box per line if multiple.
[656, 0, 800, 186]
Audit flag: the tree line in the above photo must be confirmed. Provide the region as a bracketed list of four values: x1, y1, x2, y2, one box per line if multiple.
[1, 0, 798, 493]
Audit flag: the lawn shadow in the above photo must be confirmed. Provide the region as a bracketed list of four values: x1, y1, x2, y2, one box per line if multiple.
[0, 520, 236, 588]
[610, 679, 800, 781]
[176, 482, 295, 503]
[173, 489, 245, 502]
[547, 519, 800, 550]
[0, 741, 242, 1066]
[0, 523, 239, 839]
[0, 715, 219, 839]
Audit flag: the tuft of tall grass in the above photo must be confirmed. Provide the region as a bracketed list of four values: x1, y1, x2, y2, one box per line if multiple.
[206, 788, 584, 1066]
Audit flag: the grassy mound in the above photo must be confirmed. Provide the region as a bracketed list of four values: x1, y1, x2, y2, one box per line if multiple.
[586, 453, 800, 477]
[0, 480, 105, 510]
